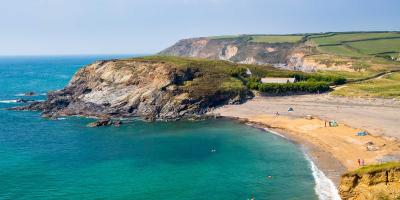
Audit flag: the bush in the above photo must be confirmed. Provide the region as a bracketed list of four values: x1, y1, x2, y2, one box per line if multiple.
[246, 80, 330, 94]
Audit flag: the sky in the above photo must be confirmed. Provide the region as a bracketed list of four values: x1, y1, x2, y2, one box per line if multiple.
[1, 0, 399, 55]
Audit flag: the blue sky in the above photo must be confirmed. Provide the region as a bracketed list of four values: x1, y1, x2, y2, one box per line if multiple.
[1, 0, 399, 55]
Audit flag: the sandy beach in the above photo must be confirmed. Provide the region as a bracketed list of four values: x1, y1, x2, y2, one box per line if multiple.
[210, 94, 400, 185]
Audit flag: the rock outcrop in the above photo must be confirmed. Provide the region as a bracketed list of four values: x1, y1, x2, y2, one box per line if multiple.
[339, 163, 400, 200]
[13, 57, 251, 121]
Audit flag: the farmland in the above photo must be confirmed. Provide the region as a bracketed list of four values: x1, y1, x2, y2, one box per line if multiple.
[309, 32, 400, 60]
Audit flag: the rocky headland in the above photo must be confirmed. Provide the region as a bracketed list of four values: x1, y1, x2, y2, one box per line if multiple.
[13, 56, 252, 121]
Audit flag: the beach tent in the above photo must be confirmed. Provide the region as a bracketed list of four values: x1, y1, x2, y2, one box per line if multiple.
[288, 107, 294, 112]
[329, 120, 338, 127]
[357, 131, 368, 136]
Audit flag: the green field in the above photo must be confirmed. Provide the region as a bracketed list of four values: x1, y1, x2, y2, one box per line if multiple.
[309, 32, 400, 59]
[250, 35, 303, 43]
[347, 38, 400, 55]
[310, 32, 400, 45]
[208, 34, 303, 43]
[207, 35, 241, 40]
[318, 45, 364, 57]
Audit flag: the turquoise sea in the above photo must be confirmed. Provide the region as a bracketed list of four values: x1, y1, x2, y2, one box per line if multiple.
[0, 55, 319, 200]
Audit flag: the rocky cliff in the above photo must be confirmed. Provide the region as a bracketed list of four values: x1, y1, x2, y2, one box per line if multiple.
[159, 35, 384, 72]
[340, 162, 400, 200]
[15, 57, 251, 121]
[160, 36, 315, 70]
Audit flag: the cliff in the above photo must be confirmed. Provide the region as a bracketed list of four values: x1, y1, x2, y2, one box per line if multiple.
[159, 35, 315, 70]
[340, 162, 400, 200]
[160, 33, 400, 73]
[15, 56, 252, 121]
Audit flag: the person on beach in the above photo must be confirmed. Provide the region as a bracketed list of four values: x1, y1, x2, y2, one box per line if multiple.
[357, 159, 361, 166]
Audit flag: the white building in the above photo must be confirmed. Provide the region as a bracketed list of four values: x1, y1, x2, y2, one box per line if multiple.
[261, 77, 296, 84]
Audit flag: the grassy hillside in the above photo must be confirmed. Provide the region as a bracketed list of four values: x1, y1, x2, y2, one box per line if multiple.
[309, 32, 400, 60]
[208, 34, 304, 44]
[305, 32, 400, 99]
[332, 72, 400, 100]
[122, 56, 346, 96]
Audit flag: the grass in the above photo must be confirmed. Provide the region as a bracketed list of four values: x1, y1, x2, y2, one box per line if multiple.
[318, 45, 365, 57]
[207, 35, 241, 40]
[309, 32, 400, 60]
[311, 32, 400, 45]
[347, 38, 400, 55]
[332, 72, 400, 99]
[317, 70, 374, 81]
[250, 35, 303, 43]
[346, 162, 400, 176]
[207, 34, 303, 43]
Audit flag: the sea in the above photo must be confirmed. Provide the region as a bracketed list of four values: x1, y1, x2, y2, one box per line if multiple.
[0, 55, 339, 200]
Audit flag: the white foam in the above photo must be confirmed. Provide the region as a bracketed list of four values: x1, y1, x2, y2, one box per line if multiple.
[265, 128, 287, 139]
[0, 100, 18, 103]
[305, 155, 341, 200]
[15, 93, 25, 97]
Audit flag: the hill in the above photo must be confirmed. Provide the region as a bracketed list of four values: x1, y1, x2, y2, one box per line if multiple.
[160, 32, 400, 99]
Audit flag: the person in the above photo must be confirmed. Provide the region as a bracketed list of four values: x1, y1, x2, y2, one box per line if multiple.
[357, 159, 361, 166]
[361, 159, 365, 166]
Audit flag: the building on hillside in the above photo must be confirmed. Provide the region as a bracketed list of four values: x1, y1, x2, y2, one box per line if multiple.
[246, 68, 252, 76]
[261, 77, 296, 84]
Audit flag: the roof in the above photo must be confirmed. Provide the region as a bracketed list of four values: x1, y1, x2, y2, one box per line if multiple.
[261, 77, 296, 84]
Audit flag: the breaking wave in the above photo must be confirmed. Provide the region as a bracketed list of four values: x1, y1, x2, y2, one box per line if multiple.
[0, 100, 18, 103]
[305, 155, 341, 200]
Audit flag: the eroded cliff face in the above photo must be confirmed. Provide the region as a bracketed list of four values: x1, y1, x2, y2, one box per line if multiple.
[160, 37, 303, 65]
[340, 165, 400, 200]
[160, 37, 368, 72]
[17, 58, 249, 121]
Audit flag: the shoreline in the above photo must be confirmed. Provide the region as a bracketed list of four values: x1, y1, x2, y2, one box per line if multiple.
[210, 94, 400, 193]
[225, 116, 346, 186]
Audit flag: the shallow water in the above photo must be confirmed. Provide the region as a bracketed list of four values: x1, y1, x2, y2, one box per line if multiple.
[0, 56, 318, 200]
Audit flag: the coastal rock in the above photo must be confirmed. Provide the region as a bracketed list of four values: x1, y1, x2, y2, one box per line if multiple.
[24, 92, 36, 96]
[87, 119, 122, 127]
[339, 163, 400, 200]
[16, 98, 35, 103]
[14, 57, 250, 121]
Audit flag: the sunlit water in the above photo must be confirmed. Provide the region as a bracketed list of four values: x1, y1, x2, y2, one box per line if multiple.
[0, 56, 318, 200]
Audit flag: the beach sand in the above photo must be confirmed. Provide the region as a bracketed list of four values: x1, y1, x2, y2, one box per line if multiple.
[210, 94, 400, 185]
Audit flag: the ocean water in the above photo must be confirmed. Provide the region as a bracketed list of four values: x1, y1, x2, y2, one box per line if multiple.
[0, 55, 319, 200]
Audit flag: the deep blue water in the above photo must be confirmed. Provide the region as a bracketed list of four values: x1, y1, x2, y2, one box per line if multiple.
[0, 56, 317, 200]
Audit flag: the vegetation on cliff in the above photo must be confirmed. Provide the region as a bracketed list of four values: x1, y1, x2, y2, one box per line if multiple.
[340, 162, 400, 200]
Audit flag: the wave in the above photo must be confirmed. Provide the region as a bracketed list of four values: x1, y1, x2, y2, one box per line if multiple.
[264, 128, 287, 139]
[305, 155, 341, 200]
[15, 93, 46, 96]
[0, 100, 18, 103]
